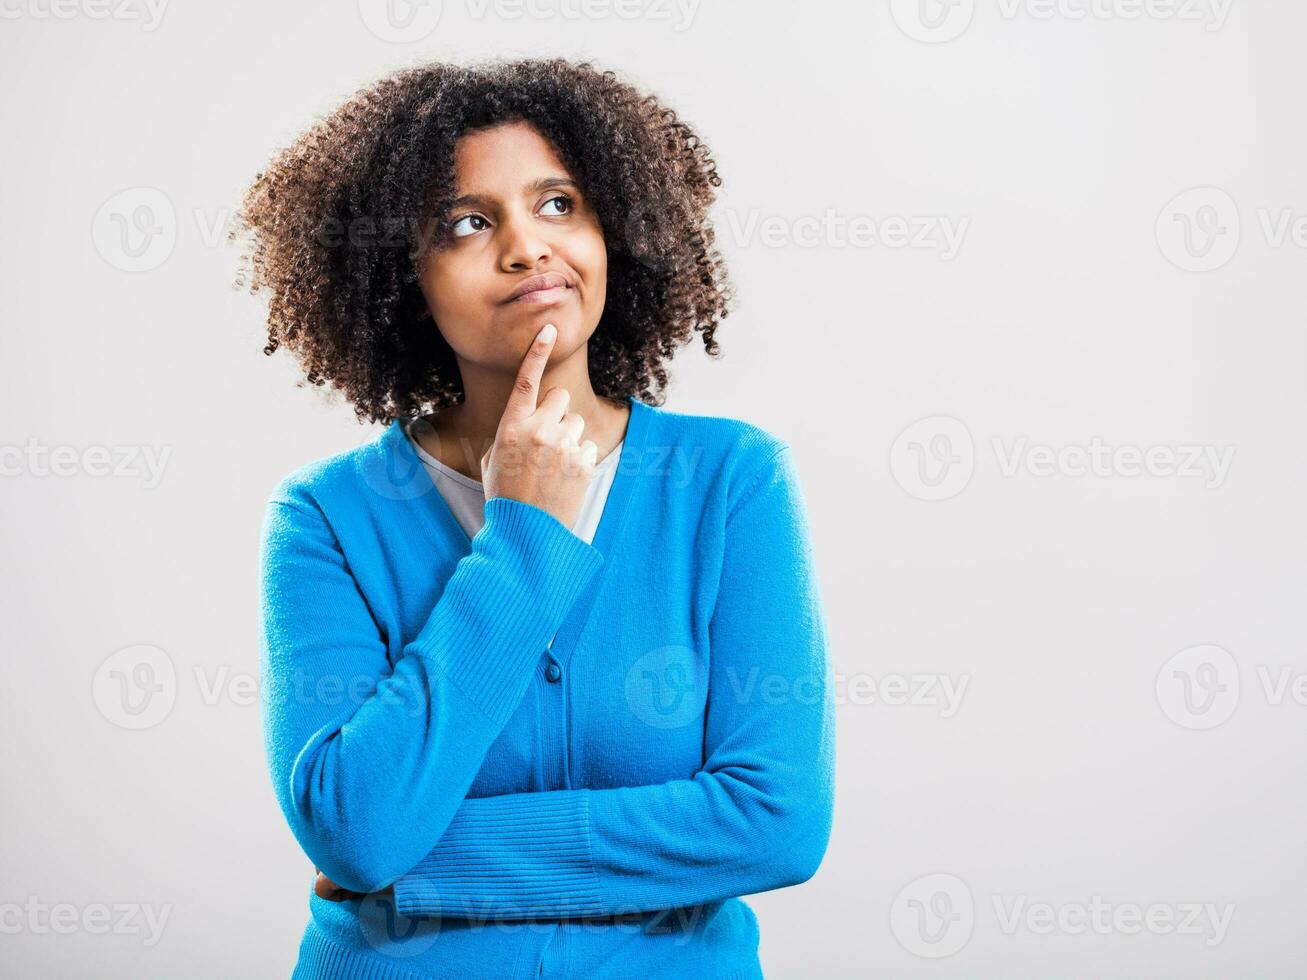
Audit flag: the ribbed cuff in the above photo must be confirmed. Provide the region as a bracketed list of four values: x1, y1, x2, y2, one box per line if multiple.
[392, 791, 604, 920]
[408, 497, 603, 725]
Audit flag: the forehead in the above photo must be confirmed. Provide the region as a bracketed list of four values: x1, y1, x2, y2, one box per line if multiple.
[452, 120, 571, 189]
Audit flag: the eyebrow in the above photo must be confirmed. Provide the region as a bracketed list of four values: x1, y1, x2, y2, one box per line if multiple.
[449, 177, 578, 210]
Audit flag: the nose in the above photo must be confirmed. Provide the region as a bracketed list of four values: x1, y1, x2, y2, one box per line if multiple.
[498, 208, 552, 271]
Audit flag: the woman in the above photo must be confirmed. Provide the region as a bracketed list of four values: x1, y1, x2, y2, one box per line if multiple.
[237, 57, 834, 979]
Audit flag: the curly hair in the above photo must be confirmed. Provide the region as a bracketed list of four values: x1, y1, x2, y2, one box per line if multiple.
[231, 57, 734, 425]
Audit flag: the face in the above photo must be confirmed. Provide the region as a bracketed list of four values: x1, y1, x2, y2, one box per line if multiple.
[418, 120, 607, 373]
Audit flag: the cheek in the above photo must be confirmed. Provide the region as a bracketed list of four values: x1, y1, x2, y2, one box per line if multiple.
[575, 232, 608, 306]
[417, 256, 485, 357]
[583, 223, 607, 271]
[587, 258, 608, 314]
[420, 254, 480, 324]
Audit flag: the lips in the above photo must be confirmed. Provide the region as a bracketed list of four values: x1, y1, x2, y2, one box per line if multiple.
[504, 272, 572, 304]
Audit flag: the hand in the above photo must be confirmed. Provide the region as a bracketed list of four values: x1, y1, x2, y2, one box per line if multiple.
[479, 322, 600, 531]
[313, 869, 365, 902]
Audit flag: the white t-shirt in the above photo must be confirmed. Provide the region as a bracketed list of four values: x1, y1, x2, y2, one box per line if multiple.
[404, 420, 624, 545]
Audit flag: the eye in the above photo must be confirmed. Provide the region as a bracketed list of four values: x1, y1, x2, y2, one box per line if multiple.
[450, 213, 488, 238]
[446, 195, 573, 239]
[541, 194, 573, 216]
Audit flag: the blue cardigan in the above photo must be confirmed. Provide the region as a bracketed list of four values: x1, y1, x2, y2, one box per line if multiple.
[258, 394, 835, 979]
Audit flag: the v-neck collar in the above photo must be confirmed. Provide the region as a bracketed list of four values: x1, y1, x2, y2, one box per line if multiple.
[373, 394, 653, 668]
[375, 394, 652, 567]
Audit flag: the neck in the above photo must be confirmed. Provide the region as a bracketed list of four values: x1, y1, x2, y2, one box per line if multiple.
[421, 345, 627, 482]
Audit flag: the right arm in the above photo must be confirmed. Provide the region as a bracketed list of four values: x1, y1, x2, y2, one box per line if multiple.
[258, 489, 602, 895]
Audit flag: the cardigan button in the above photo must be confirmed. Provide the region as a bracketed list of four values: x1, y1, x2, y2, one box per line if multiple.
[544, 662, 562, 683]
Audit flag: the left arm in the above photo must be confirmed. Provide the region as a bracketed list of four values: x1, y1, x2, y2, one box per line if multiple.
[389, 444, 836, 920]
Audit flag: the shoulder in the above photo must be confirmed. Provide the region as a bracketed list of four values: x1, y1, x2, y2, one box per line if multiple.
[637, 399, 794, 510]
[642, 399, 785, 452]
[263, 424, 402, 528]
[640, 397, 787, 460]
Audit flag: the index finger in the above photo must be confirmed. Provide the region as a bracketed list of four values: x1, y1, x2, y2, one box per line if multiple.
[502, 323, 557, 424]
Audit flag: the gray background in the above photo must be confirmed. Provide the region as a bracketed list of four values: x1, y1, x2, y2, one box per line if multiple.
[2, 0, 1305, 976]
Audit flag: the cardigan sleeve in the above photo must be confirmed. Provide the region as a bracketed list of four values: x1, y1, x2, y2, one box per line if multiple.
[390, 444, 836, 919]
[259, 489, 604, 896]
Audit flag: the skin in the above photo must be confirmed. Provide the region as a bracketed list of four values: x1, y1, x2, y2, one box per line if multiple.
[312, 121, 635, 902]
[413, 119, 630, 484]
